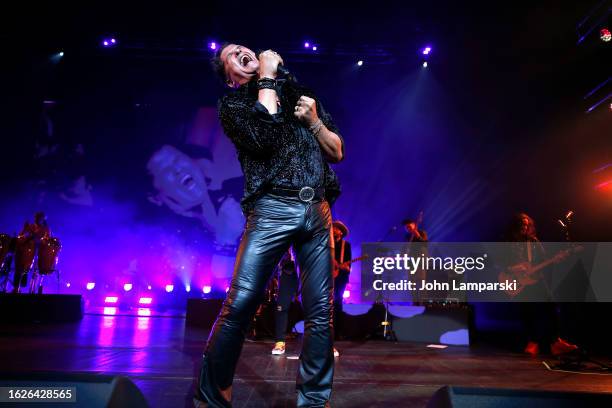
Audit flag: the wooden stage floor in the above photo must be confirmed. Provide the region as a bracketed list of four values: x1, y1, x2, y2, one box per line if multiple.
[0, 314, 611, 407]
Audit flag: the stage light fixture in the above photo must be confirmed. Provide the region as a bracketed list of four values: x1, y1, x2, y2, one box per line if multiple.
[86, 282, 95, 290]
[203, 285, 212, 294]
[225, 286, 230, 293]
[105, 296, 118, 304]
[423, 61, 428, 68]
[209, 41, 217, 50]
[103, 307, 117, 315]
[165, 284, 174, 293]
[139, 297, 153, 305]
[601, 28, 611, 42]
[312, 46, 318, 51]
[58, 51, 64, 57]
[66, 282, 71, 288]
[422, 46, 432, 55]
[137, 308, 151, 316]
[357, 60, 363, 66]
[102, 38, 117, 48]
[123, 283, 133, 292]
[304, 42, 310, 48]
[343, 290, 350, 299]
[186, 285, 191, 293]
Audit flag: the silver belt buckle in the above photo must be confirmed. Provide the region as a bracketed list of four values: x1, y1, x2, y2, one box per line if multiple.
[298, 186, 315, 202]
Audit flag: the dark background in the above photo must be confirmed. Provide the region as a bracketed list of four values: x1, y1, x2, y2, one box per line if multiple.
[0, 1, 610, 303]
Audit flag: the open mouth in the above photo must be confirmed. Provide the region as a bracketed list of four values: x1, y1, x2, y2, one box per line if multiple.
[180, 174, 196, 190]
[240, 54, 252, 67]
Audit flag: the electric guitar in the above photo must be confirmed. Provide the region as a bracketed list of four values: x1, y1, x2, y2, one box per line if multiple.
[333, 255, 369, 279]
[498, 245, 583, 297]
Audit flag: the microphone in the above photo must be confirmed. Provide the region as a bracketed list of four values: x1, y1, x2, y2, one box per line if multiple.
[256, 49, 295, 81]
[277, 65, 290, 77]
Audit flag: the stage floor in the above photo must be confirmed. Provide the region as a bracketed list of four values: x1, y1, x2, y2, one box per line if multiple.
[0, 314, 611, 408]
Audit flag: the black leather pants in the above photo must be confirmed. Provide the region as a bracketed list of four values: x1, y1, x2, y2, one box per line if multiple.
[198, 194, 335, 408]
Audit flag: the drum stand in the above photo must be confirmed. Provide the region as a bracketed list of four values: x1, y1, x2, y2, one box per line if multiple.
[0, 254, 13, 293]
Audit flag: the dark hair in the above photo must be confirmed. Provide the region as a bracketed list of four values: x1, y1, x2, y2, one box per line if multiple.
[508, 212, 537, 241]
[402, 218, 416, 226]
[210, 42, 232, 82]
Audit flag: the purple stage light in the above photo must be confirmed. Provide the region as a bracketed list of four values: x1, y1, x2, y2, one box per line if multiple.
[139, 297, 153, 305]
[203, 285, 212, 294]
[312, 46, 317, 51]
[225, 286, 230, 293]
[66, 282, 71, 288]
[357, 60, 364, 66]
[185, 285, 191, 293]
[86, 282, 95, 290]
[147, 285, 152, 290]
[137, 308, 151, 316]
[422, 46, 432, 55]
[103, 40, 109, 46]
[423, 61, 428, 68]
[209, 42, 217, 50]
[123, 283, 133, 292]
[304, 42, 310, 48]
[103, 307, 117, 315]
[165, 284, 174, 293]
[110, 38, 116, 44]
[105, 296, 118, 304]
[343, 290, 350, 299]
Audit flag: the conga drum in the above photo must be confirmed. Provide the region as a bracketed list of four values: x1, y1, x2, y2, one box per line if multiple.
[38, 237, 61, 275]
[14, 236, 36, 274]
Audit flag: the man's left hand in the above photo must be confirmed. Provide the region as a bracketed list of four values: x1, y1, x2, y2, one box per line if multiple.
[294, 96, 319, 127]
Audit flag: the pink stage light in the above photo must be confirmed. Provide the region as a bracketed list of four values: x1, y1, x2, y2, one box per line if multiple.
[165, 284, 174, 293]
[137, 308, 151, 316]
[343, 290, 350, 299]
[103, 307, 117, 315]
[104, 296, 118, 304]
[123, 283, 133, 292]
[86, 282, 95, 290]
[139, 297, 153, 305]
[203, 285, 212, 294]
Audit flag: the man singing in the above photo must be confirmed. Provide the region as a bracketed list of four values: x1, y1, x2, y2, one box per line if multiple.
[195, 43, 344, 408]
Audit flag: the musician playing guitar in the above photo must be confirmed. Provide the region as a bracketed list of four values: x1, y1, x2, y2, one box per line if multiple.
[506, 212, 578, 356]
[331, 221, 352, 352]
[403, 216, 428, 304]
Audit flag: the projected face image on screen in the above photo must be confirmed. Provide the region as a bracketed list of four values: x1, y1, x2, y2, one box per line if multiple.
[147, 144, 244, 247]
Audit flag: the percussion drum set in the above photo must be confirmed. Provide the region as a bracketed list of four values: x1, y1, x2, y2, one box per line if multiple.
[0, 233, 62, 294]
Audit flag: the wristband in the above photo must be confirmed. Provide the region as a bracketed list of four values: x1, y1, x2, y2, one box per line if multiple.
[256, 78, 276, 90]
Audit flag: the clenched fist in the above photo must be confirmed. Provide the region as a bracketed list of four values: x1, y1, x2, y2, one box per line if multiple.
[294, 96, 319, 127]
[258, 49, 284, 79]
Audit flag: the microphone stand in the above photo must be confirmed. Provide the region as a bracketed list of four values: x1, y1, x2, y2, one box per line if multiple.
[374, 226, 398, 341]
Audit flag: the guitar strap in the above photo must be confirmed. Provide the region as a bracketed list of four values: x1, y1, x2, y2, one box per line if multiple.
[340, 240, 345, 264]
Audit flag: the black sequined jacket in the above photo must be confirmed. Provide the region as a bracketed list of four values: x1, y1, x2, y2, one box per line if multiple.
[218, 79, 343, 213]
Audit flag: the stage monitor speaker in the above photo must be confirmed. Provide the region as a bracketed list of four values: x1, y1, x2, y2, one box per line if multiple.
[426, 385, 612, 408]
[0, 294, 82, 323]
[0, 372, 148, 407]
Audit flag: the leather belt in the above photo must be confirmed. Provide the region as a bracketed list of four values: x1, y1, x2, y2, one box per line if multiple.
[270, 186, 325, 202]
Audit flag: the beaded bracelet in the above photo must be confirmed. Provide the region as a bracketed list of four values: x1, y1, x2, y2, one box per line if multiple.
[256, 78, 276, 90]
[309, 119, 324, 136]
